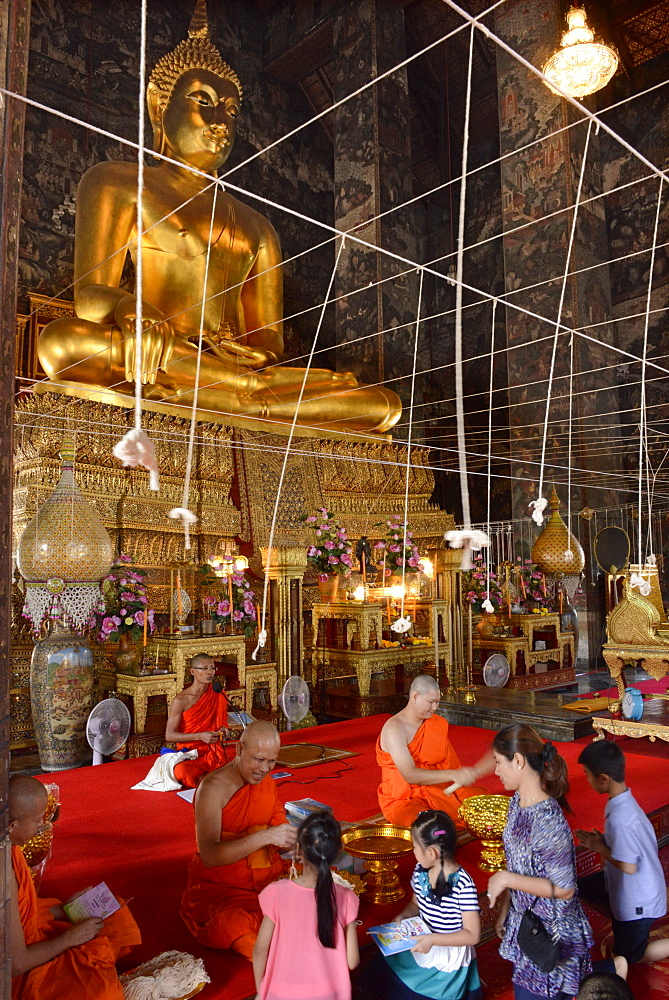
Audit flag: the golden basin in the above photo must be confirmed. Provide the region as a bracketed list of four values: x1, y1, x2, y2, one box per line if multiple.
[341, 824, 413, 904]
[458, 795, 510, 872]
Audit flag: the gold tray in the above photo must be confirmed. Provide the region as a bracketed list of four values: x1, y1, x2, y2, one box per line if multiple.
[341, 824, 413, 860]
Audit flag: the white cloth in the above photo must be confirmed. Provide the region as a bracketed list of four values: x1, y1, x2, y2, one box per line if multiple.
[131, 750, 198, 792]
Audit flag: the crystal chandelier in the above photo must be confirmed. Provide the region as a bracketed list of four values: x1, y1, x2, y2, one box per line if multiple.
[543, 5, 618, 99]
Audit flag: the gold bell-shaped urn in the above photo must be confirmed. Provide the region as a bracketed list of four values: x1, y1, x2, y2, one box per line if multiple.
[531, 488, 585, 576]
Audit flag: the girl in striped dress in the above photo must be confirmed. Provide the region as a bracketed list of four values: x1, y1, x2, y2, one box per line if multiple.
[365, 810, 482, 1000]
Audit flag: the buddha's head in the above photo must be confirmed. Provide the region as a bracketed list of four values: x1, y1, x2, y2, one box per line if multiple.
[147, 0, 242, 174]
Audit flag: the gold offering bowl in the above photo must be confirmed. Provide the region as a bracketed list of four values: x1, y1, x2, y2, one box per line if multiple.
[458, 795, 510, 873]
[341, 824, 413, 904]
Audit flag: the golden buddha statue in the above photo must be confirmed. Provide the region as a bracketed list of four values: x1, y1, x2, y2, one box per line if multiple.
[37, 3, 401, 435]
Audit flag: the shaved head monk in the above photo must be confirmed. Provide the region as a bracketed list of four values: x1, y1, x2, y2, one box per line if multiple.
[181, 720, 297, 958]
[9, 774, 140, 999]
[167, 653, 231, 788]
[377, 674, 493, 828]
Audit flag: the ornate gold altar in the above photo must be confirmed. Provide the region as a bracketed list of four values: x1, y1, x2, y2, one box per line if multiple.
[472, 613, 575, 691]
[601, 580, 669, 700]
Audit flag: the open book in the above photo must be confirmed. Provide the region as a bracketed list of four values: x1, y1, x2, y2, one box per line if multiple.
[368, 916, 431, 956]
[63, 882, 121, 922]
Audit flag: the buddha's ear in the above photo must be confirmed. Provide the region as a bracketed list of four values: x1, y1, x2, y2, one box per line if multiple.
[146, 82, 164, 151]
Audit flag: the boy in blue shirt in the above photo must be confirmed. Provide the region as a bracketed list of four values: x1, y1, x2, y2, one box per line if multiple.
[577, 740, 669, 964]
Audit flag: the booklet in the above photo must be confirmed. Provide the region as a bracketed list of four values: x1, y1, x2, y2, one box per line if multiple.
[368, 916, 431, 956]
[63, 882, 121, 922]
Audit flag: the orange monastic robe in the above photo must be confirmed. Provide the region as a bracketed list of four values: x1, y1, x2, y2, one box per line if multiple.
[376, 713, 485, 828]
[173, 686, 229, 789]
[11, 846, 141, 1000]
[181, 773, 288, 959]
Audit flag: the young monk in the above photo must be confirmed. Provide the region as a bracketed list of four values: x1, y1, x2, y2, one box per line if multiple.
[9, 774, 141, 999]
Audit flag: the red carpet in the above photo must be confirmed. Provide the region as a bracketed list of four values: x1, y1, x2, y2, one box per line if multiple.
[36, 715, 669, 1000]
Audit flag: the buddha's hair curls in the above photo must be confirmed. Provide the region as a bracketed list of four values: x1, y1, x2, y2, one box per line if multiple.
[493, 723, 571, 811]
[149, 36, 242, 111]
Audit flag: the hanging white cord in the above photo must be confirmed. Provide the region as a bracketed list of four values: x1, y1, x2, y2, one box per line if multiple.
[531, 120, 593, 527]
[252, 237, 346, 659]
[631, 176, 663, 597]
[167, 182, 219, 549]
[483, 300, 497, 613]
[112, 0, 160, 491]
[445, 25, 489, 568]
[391, 269, 424, 635]
[565, 331, 574, 558]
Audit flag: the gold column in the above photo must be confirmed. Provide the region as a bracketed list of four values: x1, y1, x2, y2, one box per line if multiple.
[260, 543, 308, 690]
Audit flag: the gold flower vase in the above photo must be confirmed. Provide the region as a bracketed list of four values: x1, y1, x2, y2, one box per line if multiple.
[317, 575, 340, 603]
[458, 795, 510, 872]
[111, 632, 142, 675]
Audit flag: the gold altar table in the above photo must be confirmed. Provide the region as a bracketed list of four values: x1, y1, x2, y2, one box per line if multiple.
[472, 613, 575, 691]
[113, 672, 179, 735]
[312, 600, 449, 696]
[148, 634, 247, 690]
[592, 698, 669, 744]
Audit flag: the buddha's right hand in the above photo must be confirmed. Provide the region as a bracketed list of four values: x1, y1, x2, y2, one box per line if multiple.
[114, 298, 175, 384]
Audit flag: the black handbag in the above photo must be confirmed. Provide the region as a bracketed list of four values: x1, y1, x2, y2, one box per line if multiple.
[517, 884, 559, 974]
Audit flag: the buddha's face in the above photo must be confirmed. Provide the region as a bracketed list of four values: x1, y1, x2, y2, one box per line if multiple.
[159, 68, 240, 172]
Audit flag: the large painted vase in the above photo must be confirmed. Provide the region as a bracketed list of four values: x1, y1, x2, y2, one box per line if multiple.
[30, 619, 94, 771]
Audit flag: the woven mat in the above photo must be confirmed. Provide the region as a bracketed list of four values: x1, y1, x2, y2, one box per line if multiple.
[276, 743, 358, 768]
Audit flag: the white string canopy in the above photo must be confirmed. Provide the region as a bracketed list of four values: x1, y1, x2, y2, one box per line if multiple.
[8, 0, 669, 589]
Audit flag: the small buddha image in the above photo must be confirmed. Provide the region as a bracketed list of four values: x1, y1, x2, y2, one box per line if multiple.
[38, 1, 401, 436]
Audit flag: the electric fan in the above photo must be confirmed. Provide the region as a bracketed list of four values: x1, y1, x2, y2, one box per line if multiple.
[482, 653, 510, 688]
[278, 675, 311, 731]
[86, 695, 131, 765]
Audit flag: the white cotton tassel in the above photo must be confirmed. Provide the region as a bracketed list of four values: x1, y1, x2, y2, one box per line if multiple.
[630, 572, 652, 597]
[391, 616, 412, 634]
[444, 529, 490, 571]
[564, 549, 573, 560]
[528, 498, 547, 525]
[113, 429, 160, 491]
[648, 553, 657, 566]
[120, 950, 210, 1000]
[482, 598, 494, 613]
[167, 508, 198, 550]
[252, 628, 267, 661]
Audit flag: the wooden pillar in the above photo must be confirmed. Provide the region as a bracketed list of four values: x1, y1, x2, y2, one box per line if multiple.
[260, 544, 308, 690]
[0, 0, 31, 991]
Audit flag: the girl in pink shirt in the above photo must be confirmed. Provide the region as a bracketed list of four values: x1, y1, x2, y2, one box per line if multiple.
[253, 812, 360, 1000]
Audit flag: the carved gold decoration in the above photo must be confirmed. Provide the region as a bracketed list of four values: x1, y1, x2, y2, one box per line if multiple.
[341, 824, 414, 904]
[531, 488, 585, 575]
[602, 581, 669, 700]
[114, 673, 178, 735]
[148, 635, 247, 691]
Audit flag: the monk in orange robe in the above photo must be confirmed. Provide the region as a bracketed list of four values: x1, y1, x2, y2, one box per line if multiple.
[377, 674, 492, 828]
[181, 720, 297, 959]
[166, 653, 231, 788]
[9, 774, 141, 1000]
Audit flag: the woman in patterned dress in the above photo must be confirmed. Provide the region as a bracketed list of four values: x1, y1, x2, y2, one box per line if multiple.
[486, 724, 593, 1000]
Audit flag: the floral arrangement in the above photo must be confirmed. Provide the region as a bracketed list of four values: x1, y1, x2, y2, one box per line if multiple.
[513, 558, 552, 610]
[374, 515, 422, 578]
[200, 564, 258, 638]
[461, 553, 504, 614]
[95, 553, 154, 643]
[301, 509, 353, 581]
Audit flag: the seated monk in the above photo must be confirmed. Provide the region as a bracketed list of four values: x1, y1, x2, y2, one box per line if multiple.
[377, 674, 493, 828]
[9, 774, 141, 1000]
[181, 720, 297, 959]
[167, 652, 231, 788]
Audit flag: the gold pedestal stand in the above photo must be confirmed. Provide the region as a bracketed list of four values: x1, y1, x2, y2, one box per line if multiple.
[458, 795, 510, 873]
[341, 825, 413, 904]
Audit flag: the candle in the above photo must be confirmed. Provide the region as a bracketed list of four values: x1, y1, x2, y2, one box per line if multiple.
[467, 604, 473, 666]
[447, 604, 453, 677]
[143, 608, 148, 647]
[382, 552, 386, 585]
[542, 574, 547, 597]
[228, 574, 234, 617]
[256, 602, 261, 628]
[433, 605, 439, 680]
[387, 596, 391, 630]
[519, 572, 526, 599]
[177, 572, 183, 620]
[155, 645, 159, 667]
[170, 568, 174, 634]
[559, 590, 564, 614]
[362, 551, 367, 585]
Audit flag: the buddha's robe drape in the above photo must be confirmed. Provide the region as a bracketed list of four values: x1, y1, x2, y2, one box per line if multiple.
[376, 713, 485, 828]
[173, 687, 229, 788]
[181, 774, 288, 958]
[11, 846, 140, 1000]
